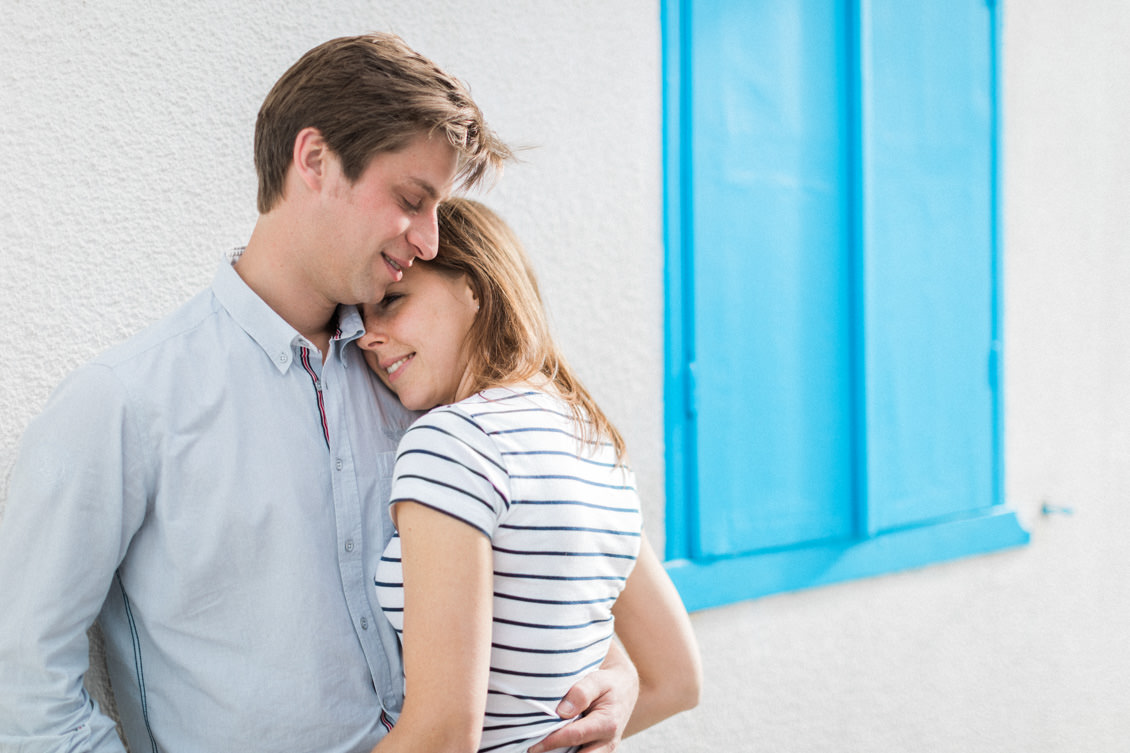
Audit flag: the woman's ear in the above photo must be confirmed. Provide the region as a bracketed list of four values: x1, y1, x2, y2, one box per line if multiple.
[464, 279, 480, 313]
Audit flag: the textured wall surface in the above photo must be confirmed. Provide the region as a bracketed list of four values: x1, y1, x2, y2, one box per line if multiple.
[0, 0, 665, 529]
[2, 2, 1128, 752]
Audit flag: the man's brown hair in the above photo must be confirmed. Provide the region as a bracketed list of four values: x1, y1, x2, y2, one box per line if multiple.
[255, 33, 510, 214]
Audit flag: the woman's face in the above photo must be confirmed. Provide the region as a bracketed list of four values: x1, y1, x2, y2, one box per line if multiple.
[358, 263, 479, 411]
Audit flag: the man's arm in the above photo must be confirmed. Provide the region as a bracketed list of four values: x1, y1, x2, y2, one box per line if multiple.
[0, 365, 143, 752]
[531, 534, 701, 753]
[528, 638, 638, 753]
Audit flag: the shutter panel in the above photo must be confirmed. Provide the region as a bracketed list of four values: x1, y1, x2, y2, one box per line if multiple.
[860, 0, 998, 531]
[688, 0, 855, 556]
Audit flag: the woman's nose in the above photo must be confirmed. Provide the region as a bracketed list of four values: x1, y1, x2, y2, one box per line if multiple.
[357, 328, 385, 352]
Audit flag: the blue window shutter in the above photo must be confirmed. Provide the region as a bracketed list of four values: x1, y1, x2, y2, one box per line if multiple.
[662, 0, 1027, 608]
[860, 0, 999, 531]
[685, 0, 856, 557]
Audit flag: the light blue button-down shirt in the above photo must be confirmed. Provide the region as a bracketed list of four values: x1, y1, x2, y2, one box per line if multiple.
[0, 260, 417, 752]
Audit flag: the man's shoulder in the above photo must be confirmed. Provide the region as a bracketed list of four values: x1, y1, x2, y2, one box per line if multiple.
[91, 287, 223, 371]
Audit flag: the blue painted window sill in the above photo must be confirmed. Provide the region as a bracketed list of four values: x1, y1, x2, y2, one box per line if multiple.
[666, 508, 1028, 612]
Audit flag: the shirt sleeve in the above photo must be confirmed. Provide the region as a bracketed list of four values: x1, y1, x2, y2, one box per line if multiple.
[0, 363, 146, 752]
[388, 405, 509, 539]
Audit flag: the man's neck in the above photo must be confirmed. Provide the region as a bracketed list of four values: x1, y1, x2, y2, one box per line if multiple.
[237, 215, 337, 359]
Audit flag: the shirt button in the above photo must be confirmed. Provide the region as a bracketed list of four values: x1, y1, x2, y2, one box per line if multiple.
[345, 539, 354, 553]
[335, 458, 343, 471]
[361, 617, 369, 630]
[278, 352, 289, 364]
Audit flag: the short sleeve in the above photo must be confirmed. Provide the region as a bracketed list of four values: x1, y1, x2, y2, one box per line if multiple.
[388, 405, 509, 539]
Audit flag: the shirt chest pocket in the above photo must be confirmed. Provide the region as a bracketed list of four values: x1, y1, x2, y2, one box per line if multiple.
[358, 449, 398, 569]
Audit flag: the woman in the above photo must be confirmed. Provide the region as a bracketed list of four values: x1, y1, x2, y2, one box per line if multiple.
[360, 198, 700, 753]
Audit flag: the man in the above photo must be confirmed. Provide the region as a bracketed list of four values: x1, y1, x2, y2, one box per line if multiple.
[0, 33, 641, 752]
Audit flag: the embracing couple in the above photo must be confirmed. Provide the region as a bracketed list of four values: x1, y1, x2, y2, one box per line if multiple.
[0, 33, 700, 753]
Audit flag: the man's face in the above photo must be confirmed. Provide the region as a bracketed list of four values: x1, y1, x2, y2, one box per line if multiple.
[316, 133, 458, 307]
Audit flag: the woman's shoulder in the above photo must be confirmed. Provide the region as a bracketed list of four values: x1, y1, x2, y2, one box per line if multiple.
[460, 386, 573, 425]
[402, 386, 572, 454]
[396, 397, 509, 476]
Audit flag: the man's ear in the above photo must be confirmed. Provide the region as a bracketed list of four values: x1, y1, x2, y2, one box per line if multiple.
[291, 127, 331, 193]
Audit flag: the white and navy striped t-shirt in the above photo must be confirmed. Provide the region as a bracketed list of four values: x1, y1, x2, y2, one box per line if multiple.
[374, 387, 642, 753]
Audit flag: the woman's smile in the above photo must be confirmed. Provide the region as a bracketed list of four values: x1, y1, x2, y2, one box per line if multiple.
[384, 353, 414, 380]
[358, 263, 479, 411]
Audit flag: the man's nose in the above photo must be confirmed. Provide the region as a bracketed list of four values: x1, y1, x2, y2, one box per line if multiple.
[406, 209, 439, 261]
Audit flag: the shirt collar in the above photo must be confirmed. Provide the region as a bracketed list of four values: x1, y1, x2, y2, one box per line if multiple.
[336, 304, 365, 345]
[211, 258, 369, 373]
[211, 258, 307, 374]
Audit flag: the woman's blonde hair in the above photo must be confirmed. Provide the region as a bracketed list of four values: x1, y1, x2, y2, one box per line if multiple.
[427, 198, 627, 462]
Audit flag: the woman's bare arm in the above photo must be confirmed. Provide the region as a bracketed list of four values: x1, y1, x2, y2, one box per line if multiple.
[614, 533, 702, 736]
[370, 502, 494, 753]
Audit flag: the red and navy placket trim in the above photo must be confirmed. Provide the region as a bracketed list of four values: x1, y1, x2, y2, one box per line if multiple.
[298, 347, 330, 450]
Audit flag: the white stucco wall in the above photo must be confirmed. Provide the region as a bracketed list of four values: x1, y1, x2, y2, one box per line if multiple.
[2, 2, 1127, 752]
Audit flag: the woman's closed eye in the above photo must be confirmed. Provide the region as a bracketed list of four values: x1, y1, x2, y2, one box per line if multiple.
[378, 293, 404, 308]
[362, 295, 402, 325]
[367, 293, 402, 316]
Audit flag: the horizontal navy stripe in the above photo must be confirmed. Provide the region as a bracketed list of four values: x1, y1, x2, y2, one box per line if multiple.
[468, 389, 538, 404]
[495, 570, 627, 583]
[491, 656, 604, 679]
[435, 404, 491, 433]
[492, 633, 611, 655]
[492, 545, 636, 560]
[510, 473, 633, 491]
[502, 449, 620, 469]
[486, 689, 562, 702]
[510, 498, 638, 513]
[495, 591, 616, 606]
[488, 425, 581, 440]
[494, 615, 613, 631]
[483, 719, 555, 732]
[482, 711, 549, 719]
[493, 428, 614, 452]
[470, 404, 579, 422]
[500, 523, 641, 537]
[402, 422, 507, 474]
